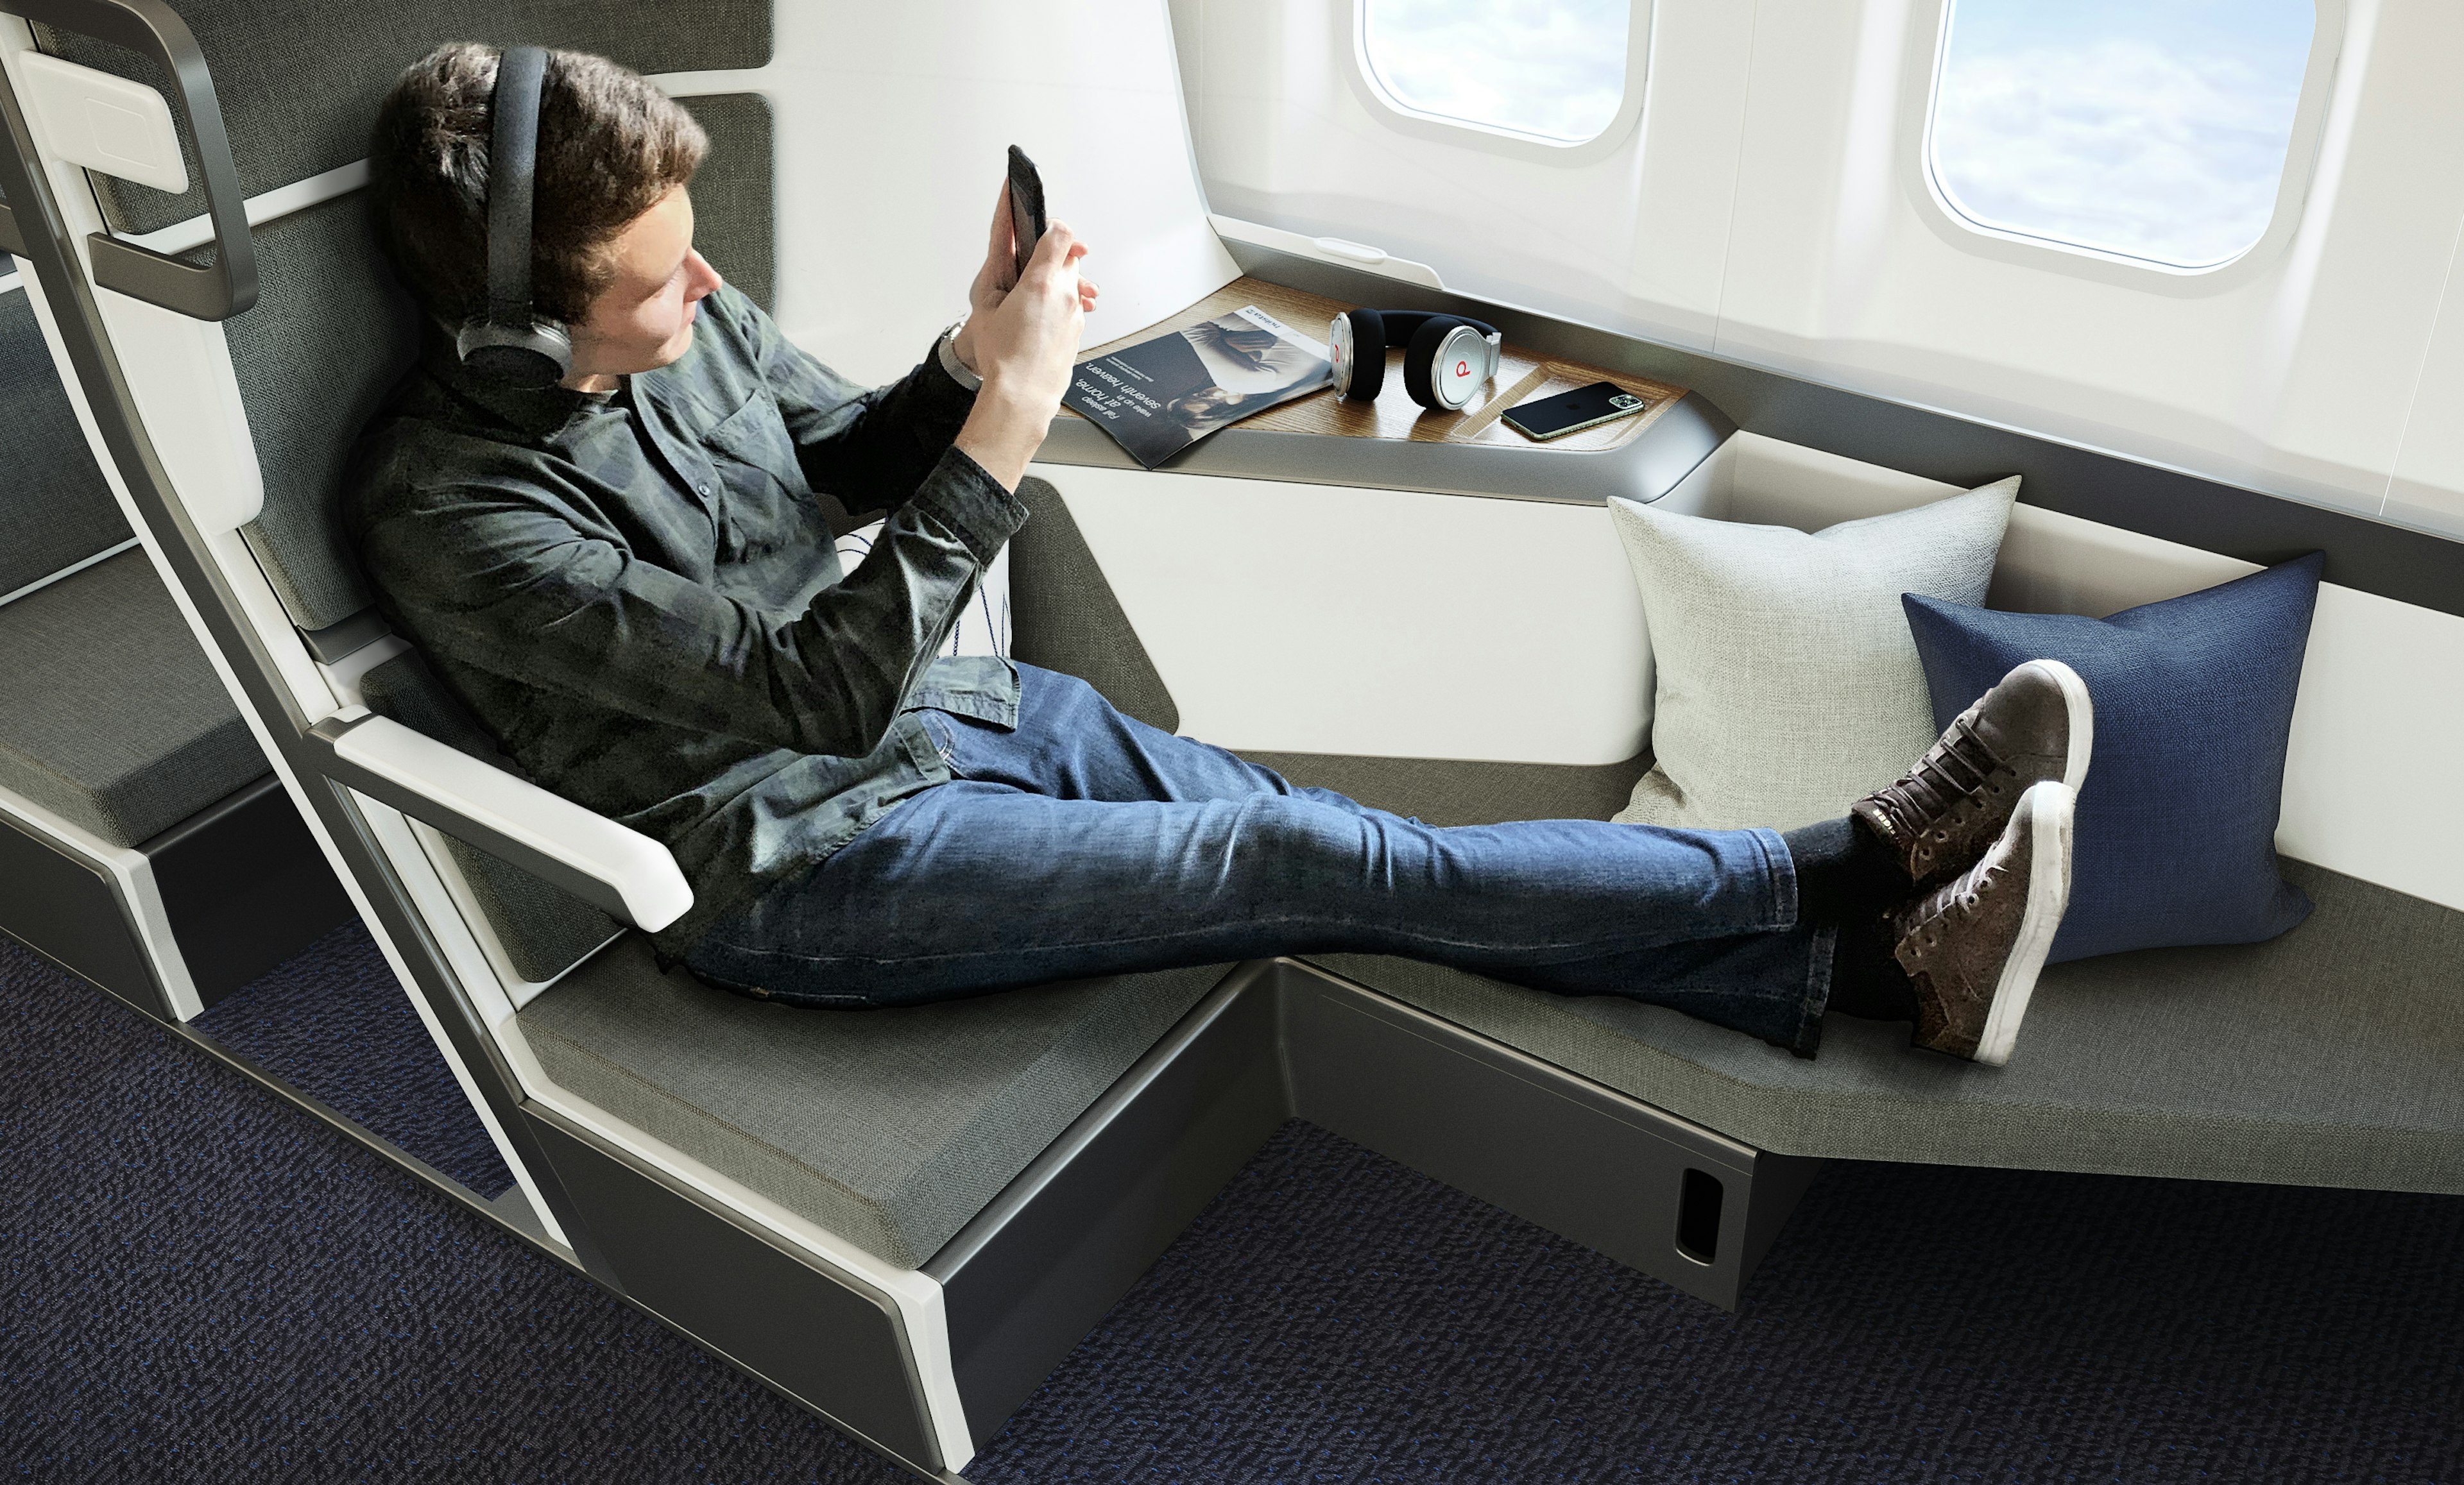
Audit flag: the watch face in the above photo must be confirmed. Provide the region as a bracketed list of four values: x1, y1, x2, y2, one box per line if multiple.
[1329, 315, 1356, 395]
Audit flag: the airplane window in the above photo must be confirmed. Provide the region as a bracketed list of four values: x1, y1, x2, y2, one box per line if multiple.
[1358, 0, 1632, 145]
[1928, 0, 2318, 268]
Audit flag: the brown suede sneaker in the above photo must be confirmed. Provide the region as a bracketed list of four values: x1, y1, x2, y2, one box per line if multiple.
[1892, 780, 2075, 1066]
[1854, 659, 2092, 885]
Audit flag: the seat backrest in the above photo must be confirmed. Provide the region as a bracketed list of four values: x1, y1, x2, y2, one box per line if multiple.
[29, 3, 773, 983]
[214, 93, 774, 643]
[36, 3, 769, 236]
[0, 287, 129, 601]
[34, 7, 774, 639]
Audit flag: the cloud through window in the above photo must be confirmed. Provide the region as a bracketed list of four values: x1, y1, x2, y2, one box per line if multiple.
[1929, 0, 2318, 268]
[1360, 0, 1632, 146]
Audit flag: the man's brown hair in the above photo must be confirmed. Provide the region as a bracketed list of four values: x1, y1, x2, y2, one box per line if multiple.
[369, 44, 707, 326]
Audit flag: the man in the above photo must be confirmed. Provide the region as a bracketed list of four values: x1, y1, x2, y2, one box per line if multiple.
[349, 45, 2088, 1067]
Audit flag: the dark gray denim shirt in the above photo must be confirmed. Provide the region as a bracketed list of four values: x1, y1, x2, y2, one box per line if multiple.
[345, 285, 1027, 952]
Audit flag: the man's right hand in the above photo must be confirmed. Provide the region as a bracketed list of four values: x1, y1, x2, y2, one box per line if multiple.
[954, 206, 1095, 493]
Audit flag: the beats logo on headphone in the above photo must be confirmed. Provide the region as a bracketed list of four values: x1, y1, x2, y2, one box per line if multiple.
[1328, 309, 1503, 412]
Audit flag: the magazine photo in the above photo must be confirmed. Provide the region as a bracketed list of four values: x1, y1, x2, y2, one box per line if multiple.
[1062, 305, 1333, 468]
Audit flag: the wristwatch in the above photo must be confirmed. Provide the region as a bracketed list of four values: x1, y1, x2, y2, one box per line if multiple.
[936, 319, 982, 393]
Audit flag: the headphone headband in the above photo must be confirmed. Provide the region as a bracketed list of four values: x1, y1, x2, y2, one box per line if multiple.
[1358, 310, 1493, 344]
[458, 44, 573, 388]
[486, 45, 547, 329]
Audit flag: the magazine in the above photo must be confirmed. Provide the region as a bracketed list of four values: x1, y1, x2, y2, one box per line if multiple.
[1063, 305, 1333, 468]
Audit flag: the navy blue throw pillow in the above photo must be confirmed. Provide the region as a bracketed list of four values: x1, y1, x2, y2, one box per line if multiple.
[1901, 552, 2324, 962]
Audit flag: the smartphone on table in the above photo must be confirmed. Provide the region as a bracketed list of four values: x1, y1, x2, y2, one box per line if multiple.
[1501, 380, 1652, 441]
[1006, 144, 1047, 282]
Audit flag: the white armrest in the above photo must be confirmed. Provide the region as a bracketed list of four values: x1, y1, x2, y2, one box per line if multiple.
[312, 709, 694, 933]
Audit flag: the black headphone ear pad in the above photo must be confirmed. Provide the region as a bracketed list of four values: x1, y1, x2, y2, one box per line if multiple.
[1401, 315, 1464, 412]
[1340, 309, 1388, 402]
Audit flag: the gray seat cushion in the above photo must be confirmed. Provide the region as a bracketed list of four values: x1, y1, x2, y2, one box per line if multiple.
[1308, 861, 2464, 1193]
[517, 938, 1230, 1267]
[1260, 752, 2464, 1192]
[0, 550, 266, 845]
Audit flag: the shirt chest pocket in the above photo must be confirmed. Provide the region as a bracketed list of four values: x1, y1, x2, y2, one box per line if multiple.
[699, 387, 795, 477]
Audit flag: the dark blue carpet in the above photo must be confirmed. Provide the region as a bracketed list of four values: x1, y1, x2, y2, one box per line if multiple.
[7, 928, 2464, 1482]
[191, 924, 515, 1198]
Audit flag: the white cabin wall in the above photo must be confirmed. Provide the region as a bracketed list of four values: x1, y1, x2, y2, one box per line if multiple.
[2385, 219, 2464, 540]
[744, 0, 1236, 386]
[1717, 0, 2464, 525]
[1168, 0, 1754, 352]
[1169, 0, 2464, 536]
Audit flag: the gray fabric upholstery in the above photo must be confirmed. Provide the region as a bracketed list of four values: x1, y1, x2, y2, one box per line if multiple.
[1009, 478, 1180, 733]
[1310, 860, 2464, 1192]
[0, 550, 265, 846]
[1242, 750, 1654, 827]
[37, 1, 771, 236]
[359, 652, 616, 983]
[225, 195, 420, 631]
[518, 940, 1230, 1266]
[0, 291, 128, 597]
[681, 94, 774, 314]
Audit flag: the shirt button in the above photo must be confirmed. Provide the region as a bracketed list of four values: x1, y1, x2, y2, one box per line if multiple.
[697, 483, 712, 495]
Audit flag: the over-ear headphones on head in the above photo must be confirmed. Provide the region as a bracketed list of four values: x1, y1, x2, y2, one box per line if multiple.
[1327, 309, 1503, 412]
[456, 44, 574, 389]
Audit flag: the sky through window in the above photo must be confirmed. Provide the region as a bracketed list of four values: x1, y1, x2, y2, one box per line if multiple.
[1360, 0, 1631, 145]
[1929, 0, 2318, 267]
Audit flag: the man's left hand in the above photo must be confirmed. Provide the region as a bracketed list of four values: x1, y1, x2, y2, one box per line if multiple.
[952, 180, 1099, 376]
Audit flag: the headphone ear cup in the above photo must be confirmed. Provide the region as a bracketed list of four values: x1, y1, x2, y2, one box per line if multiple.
[457, 318, 573, 389]
[1339, 309, 1387, 402]
[1401, 316, 1465, 412]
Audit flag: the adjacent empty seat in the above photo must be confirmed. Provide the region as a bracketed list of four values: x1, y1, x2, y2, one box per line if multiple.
[0, 291, 350, 1017]
[0, 549, 267, 847]
[517, 942, 1230, 1266]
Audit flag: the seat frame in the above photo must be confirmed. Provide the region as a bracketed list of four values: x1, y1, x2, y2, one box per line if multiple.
[0, 769, 350, 1019]
[8, 13, 2464, 1473]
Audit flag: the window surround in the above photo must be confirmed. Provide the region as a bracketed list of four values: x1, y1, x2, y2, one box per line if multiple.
[1346, 0, 1652, 166]
[1901, 0, 2347, 295]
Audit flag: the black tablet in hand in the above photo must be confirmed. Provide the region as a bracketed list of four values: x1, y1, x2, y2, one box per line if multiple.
[1007, 145, 1047, 282]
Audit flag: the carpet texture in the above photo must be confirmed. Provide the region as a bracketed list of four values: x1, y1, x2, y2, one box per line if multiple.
[8, 928, 2463, 1482]
[191, 924, 515, 1198]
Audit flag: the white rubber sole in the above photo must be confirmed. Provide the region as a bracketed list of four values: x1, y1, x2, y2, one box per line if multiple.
[1971, 782, 2074, 1067]
[2023, 658, 2095, 795]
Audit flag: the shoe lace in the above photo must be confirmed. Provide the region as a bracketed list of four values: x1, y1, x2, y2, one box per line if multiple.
[1868, 716, 2004, 846]
[1899, 856, 2007, 952]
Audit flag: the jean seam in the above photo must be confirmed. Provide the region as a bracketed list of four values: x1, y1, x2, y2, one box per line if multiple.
[1793, 922, 1836, 1056]
[1749, 825, 1798, 929]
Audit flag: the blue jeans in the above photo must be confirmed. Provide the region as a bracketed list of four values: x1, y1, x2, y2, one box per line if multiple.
[685, 665, 1833, 1051]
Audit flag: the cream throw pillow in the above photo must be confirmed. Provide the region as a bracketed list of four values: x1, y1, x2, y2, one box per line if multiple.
[1609, 477, 2017, 832]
